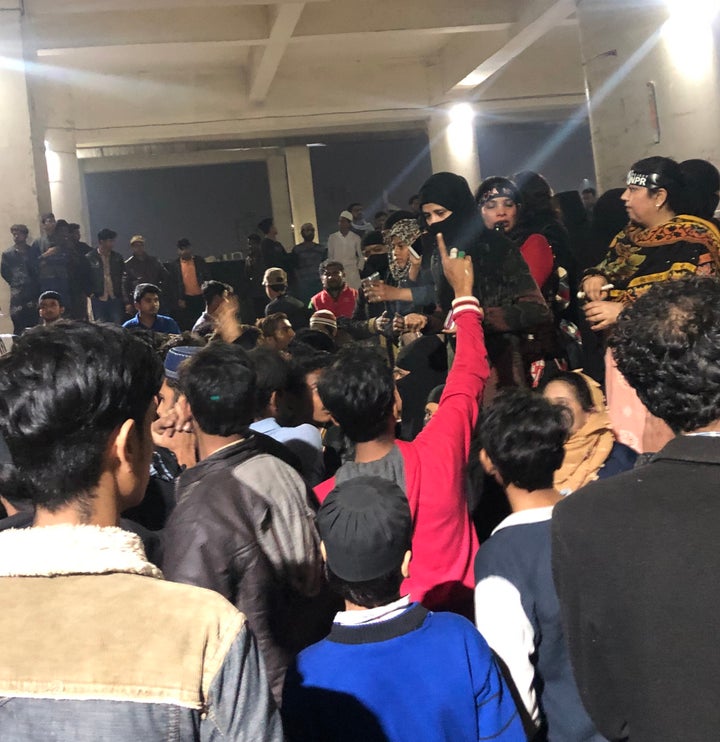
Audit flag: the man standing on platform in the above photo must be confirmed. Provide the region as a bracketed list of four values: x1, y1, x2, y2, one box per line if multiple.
[2, 224, 40, 334]
[124, 235, 169, 305]
[327, 211, 364, 289]
[167, 238, 210, 331]
[86, 228, 129, 324]
[291, 223, 325, 304]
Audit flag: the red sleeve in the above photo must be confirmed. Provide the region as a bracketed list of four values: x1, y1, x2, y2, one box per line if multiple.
[520, 233, 554, 289]
[411, 308, 489, 462]
[313, 476, 336, 505]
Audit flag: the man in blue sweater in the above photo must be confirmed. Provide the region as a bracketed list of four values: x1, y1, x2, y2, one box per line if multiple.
[282, 475, 524, 742]
[474, 391, 605, 741]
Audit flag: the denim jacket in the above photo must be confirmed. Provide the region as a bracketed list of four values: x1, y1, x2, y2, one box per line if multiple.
[0, 524, 282, 741]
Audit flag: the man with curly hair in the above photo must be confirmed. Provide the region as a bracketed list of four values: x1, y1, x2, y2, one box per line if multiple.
[552, 276, 720, 742]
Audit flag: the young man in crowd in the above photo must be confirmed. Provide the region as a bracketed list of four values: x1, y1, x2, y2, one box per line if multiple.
[474, 390, 605, 741]
[0, 322, 281, 740]
[191, 279, 232, 335]
[553, 276, 720, 742]
[38, 290, 65, 325]
[167, 238, 210, 330]
[315, 235, 488, 618]
[86, 228, 129, 324]
[122, 283, 180, 334]
[249, 346, 324, 485]
[2, 223, 40, 334]
[161, 341, 327, 704]
[257, 311, 296, 351]
[310, 260, 358, 319]
[123, 235, 169, 304]
[263, 267, 308, 328]
[282, 476, 524, 741]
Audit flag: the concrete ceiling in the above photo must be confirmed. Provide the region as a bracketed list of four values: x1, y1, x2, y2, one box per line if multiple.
[20, 0, 586, 149]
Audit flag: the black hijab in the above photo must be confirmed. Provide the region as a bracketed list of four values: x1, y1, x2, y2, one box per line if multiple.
[419, 172, 484, 252]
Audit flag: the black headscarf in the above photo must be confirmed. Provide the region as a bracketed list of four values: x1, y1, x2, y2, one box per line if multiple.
[395, 335, 449, 441]
[419, 172, 484, 252]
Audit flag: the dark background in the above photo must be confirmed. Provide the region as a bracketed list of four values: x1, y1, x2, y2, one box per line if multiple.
[85, 115, 596, 261]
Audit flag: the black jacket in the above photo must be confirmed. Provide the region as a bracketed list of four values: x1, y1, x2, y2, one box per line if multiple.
[552, 435, 720, 742]
[166, 255, 211, 306]
[161, 432, 335, 705]
[85, 249, 128, 302]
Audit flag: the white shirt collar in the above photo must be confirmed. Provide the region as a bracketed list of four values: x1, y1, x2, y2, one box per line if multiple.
[333, 595, 411, 626]
[491, 505, 555, 537]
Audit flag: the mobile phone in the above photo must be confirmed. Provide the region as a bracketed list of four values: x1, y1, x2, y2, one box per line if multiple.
[408, 246, 421, 260]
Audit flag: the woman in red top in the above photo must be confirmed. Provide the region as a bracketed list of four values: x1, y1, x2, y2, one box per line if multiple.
[475, 176, 554, 291]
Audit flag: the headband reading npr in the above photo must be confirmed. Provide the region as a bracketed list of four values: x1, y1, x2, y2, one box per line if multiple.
[626, 170, 675, 190]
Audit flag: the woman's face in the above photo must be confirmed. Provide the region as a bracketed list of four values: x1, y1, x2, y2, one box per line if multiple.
[391, 237, 410, 267]
[480, 197, 518, 232]
[423, 401, 439, 426]
[542, 380, 589, 435]
[421, 202, 452, 226]
[622, 185, 665, 227]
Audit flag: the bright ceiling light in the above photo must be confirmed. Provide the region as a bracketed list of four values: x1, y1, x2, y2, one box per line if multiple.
[667, 0, 718, 23]
[448, 103, 475, 124]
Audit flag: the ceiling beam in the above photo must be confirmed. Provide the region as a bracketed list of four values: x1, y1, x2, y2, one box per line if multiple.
[448, 0, 576, 94]
[248, 3, 304, 103]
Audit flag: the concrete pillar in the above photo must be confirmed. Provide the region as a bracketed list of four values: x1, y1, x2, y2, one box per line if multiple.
[265, 152, 294, 250]
[427, 104, 481, 191]
[45, 126, 90, 238]
[0, 13, 52, 334]
[577, 0, 720, 192]
[284, 145, 318, 244]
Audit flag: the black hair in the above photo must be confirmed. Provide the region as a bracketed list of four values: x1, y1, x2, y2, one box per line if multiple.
[291, 350, 334, 377]
[133, 283, 160, 303]
[178, 342, 256, 435]
[202, 280, 231, 304]
[326, 565, 403, 609]
[347, 202, 361, 212]
[289, 328, 336, 354]
[361, 230, 384, 249]
[374, 211, 388, 219]
[0, 322, 162, 510]
[97, 228, 117, 242]
[247, 233, 262, 244]
[609, 276, 720, 433]
[317, 346, 395, 442]
[176, 237, 191, 249]
[629, 156, 685, 213]
[68, 223, 80, 232]
[248, 346, 289, 415]
[319, 259, 345, 278]
[539, 370, 594, 413]
[582, 187, 596, 196]
[257, 217, 274, 235]
[479, 389, 569, 491]
[234, 325, 262, 350]
[41, 212, 55, 223]
[158, 331, 207, 361]
[512, 171, 559, 230]
[679, 159, 720, 220]
[38, 290, 63, 306]
[10, 224, 29, 234]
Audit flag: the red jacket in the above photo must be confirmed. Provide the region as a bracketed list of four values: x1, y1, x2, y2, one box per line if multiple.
[315, 307, 489, 618]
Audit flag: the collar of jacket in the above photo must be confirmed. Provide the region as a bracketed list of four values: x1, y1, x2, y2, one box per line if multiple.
[0, 524, 162, 579]
[651, 433, 720, 465]
[178, 431, 302, 490]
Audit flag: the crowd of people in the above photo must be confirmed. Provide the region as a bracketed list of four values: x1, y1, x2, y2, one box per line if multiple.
[1, 155, 720, 741]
